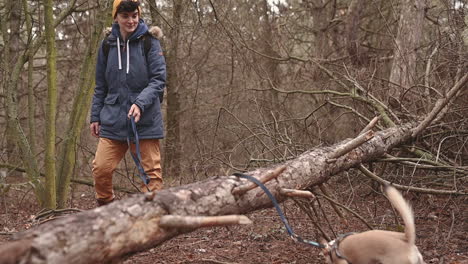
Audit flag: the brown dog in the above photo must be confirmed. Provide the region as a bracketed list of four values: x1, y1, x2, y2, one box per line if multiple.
[323, 185, 425, 264]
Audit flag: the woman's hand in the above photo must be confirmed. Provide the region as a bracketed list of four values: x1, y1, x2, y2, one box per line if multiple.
[128, 104, 141, 122]
[90, 122, 100, 138]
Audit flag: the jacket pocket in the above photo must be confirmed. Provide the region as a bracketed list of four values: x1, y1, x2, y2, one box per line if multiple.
[130, 94, 157, 126]
[100, 94, 120, 127]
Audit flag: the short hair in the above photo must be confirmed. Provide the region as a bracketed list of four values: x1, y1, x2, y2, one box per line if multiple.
[115, 0, 140, 17]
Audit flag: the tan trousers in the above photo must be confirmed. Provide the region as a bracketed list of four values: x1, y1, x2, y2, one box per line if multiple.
[92, 138, 163, 203]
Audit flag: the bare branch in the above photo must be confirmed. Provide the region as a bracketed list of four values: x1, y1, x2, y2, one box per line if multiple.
[412, 73, 468, 137]
[359, 116, 381, 135]
[358, 164, 467, 195]
[327, 130, 374, 160]
[280, 188, 315, 199]
[314, 191, 373, 230]
[159, 215, 253, 228]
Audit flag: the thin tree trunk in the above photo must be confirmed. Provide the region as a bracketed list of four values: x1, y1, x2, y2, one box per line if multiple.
[309, 0, 335, 60]
[345, 0, 365, 65]
[23, 0, 37, 160]
[388, 0, 425, 100]
[56, 0, 113, 208]
[260, 0, 280, 106]
[43, 0, 58, 209]
[164, 0, 184, 178]
[5, 0, 22, 177]
[147, 0, 160, 26]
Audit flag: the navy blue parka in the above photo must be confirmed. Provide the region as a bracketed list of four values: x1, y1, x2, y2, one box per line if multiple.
[90, 19, 166, 141]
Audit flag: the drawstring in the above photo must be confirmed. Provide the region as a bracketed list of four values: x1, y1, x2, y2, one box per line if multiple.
[116, 38, 130, 74]
[126, 40, 130, 74]
[117, 38, 122, 70]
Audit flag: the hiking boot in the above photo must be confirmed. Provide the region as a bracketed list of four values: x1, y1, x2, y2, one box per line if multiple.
[140, 178, 163, 193]
[96, 198, 114, 207]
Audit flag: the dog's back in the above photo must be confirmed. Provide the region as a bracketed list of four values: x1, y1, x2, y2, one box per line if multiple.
[324, 185, 425, 264]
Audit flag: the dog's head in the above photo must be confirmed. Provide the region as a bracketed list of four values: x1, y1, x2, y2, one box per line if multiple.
[321, 239, 348, 264]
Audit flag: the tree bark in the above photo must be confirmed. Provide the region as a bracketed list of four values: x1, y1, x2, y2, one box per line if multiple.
[23, 0, 37, 159]
[43, 0, 58, 209]
[4, 0, 23, 177]
[0, 122, 418, 264]
[164, 0, 184, 178]
[56, 0, 113, 208]
[308, 0, 336, 59]
[345, 0, 365, 65]
[388, 0, 425, 100]
[260, 0, 280, 107]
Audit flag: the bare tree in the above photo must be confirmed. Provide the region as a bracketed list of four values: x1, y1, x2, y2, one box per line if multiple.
[164, 0, 184, 178]
[43, 0, 59, 209]
[345, 0, 365, 65]
[3, 0, 22, 177]
[388, 0, 426, 105]
[56, 0, 113, 208]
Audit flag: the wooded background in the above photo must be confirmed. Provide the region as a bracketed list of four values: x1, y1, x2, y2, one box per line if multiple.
[0, 0, 467, 210]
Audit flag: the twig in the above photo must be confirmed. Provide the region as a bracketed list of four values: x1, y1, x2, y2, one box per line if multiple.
[412, 73, 468, 137]
[279, 188, 315, 199]
[201, 259, 239, 264]
[379, 154, 467, 174]
[359, 116, 381, 135]
[293, 199, 330, 241]
[358, 165, 467, 195]
[315, 192, 374, 230]
[34, 208, 82, 221]
[444, 210, 455, 243]
[232, 166, 286, 195]
[318, 184, 346, 222]
[314, 190, 338, 238]
[327, 130, 374, 161]
[159, 215, 252, 229]
[0, 163, 135, 193]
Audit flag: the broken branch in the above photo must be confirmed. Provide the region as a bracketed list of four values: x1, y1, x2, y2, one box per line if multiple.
[159, 215, 253, 229]
[359, 116, 381, 135]
[327, 130, 374, 161]
[280, 188, 315, 199]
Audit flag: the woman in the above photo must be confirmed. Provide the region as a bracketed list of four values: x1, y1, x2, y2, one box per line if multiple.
[89, 0, 166, 206]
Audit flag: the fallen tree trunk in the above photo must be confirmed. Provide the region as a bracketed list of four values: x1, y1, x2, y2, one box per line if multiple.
[0, 122, 419, 264]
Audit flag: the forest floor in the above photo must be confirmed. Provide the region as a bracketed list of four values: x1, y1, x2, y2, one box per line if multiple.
[0, 174, 467, 264]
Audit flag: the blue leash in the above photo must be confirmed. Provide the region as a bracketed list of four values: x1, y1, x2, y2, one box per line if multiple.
[233, 172, 326, 249]
[127, 116, 150, 190]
